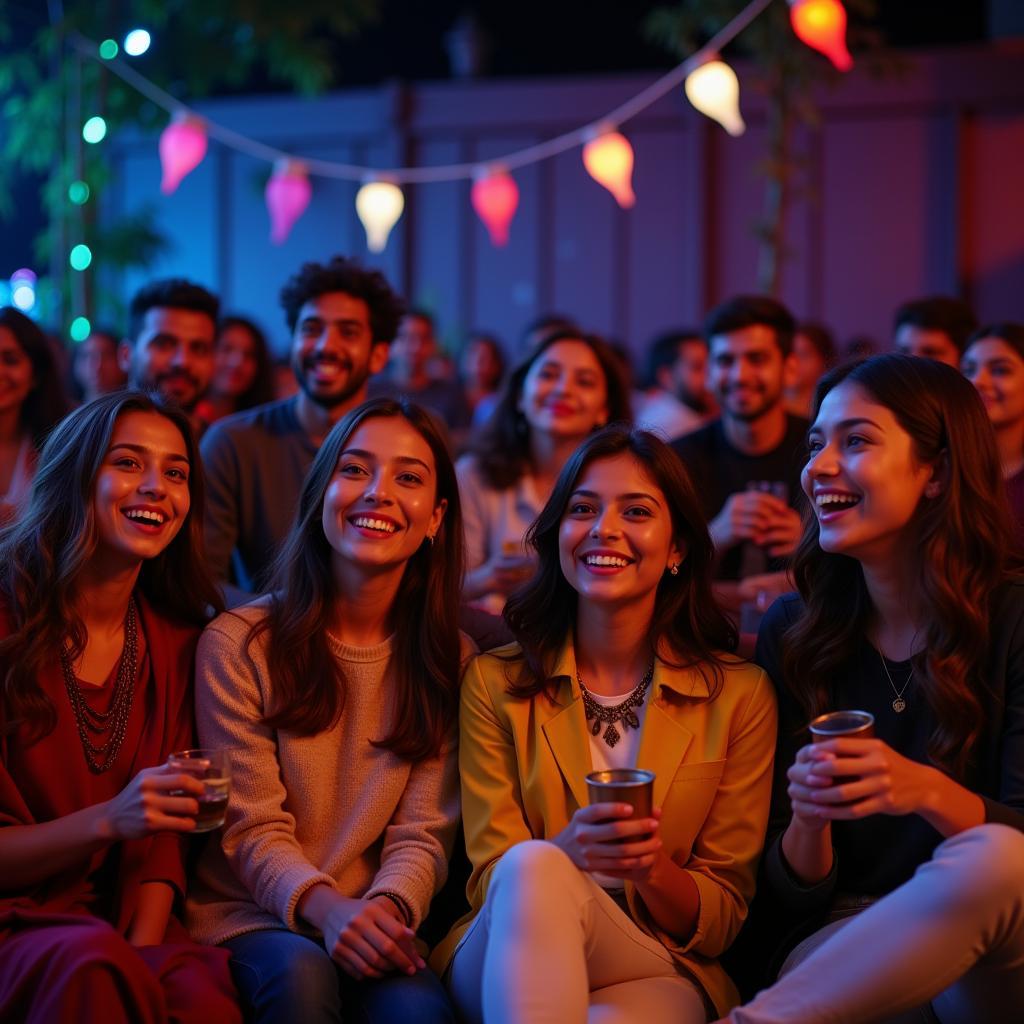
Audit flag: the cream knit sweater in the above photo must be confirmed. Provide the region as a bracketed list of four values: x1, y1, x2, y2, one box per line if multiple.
[185, 602, 459, 946]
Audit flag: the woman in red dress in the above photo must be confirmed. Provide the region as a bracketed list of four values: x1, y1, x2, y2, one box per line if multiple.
[0, 390, 239, 1023]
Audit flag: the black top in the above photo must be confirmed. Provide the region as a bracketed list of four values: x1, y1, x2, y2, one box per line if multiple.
[755, 585, 1024, 918]
[670, 415, 809, 579]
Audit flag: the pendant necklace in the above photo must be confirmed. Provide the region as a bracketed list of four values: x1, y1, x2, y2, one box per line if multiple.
[878, 650, 913, 714]
[576, 663, 654, 748]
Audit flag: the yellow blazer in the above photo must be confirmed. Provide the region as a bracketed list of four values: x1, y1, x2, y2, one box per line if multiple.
[432, 638, 777, 1016]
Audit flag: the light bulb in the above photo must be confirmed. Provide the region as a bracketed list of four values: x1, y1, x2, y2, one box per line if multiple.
[159, 114, 207, 194]
[684, 58, 746, 136]
[83, 116, 107, 144]
[582, 131, 636, 209]
[789, 0, 853, 72]
[355, 181, 404, 253]
[265, 161, 312, 244]
[70, 316, 91, 342]
[69, 244, 93, 271]
[471, 169, 519, 246]
[124, 29, 152, 57]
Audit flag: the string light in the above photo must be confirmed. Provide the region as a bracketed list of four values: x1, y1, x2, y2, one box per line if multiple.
[70, 316, 92, 342]
[471, 169, 519, 246]
[582, 131, 636, 208]
[684, 58, 746, 136]
[789, 0, 853, 71]
[159, 114, 207, 194]
[99, 39, 118, 60]
[355, 181, 404, 253]
[69, 244, 93, 271]
[11, 269, 37, 313]
[265, 161, 312, 244]
[82, 116, 107, 144]
[124, 29, 152, 57]
[68, 180, 91, 204]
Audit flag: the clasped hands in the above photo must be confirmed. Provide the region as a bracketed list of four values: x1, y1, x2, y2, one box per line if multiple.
[714, 491, 802, 557]
[320, 894, 425, 981]
[553, 803, 664, 882]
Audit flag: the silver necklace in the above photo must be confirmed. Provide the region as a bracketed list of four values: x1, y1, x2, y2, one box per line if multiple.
[576, 664, 654, 748]
[878, 651, 913, 713]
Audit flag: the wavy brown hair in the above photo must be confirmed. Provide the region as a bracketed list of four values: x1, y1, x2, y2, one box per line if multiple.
[249, 398, 463, 760]
[503, 424, 737, 699]
[0, 390, 222, 739]
[783, 354, 1021, 777]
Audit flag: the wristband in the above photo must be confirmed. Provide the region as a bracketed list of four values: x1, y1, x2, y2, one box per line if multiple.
[374, 890, 413, 927]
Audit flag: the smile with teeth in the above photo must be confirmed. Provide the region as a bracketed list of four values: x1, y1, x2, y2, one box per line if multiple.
[351, 516, 398, 534]
[815, 493, 861, 510]
[583, 553, 631, 567]
[123, 508, 166, 524]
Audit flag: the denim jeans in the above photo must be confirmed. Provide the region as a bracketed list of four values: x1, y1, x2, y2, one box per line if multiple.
[224, 929, 456, 1024]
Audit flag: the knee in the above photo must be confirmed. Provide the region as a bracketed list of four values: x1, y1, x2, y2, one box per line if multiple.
[492, 839, 578, 893]
[230, 932, 338, 1018]
[936, 824, 1024, 906]
[51, 920, 146, 977]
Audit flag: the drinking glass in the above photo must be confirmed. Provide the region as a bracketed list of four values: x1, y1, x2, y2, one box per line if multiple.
[168, 748, 232, 832]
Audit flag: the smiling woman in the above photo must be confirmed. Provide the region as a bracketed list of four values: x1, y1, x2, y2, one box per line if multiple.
[0, 390, 237, 1023]
[186, 397, 465, 1024]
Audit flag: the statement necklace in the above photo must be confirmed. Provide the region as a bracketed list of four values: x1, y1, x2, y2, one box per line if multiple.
[576, 663, 654, 748]
[60, 600, 139, 774]
[879, 650, 913, 714]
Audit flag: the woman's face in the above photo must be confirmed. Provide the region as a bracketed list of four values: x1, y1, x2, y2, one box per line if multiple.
[462, 338, 502, 390]
[0, 326, 35, 421]
[961, 337, 1024, 431]
[802, 381, 935, 564]
[74, 333, 127, 399]
[92, 411, 192, 567]
[558, 453, 681, 608]
[213, 324, 259, 398]
[322, 416, 446, 574]
[519, 339, 609, 440]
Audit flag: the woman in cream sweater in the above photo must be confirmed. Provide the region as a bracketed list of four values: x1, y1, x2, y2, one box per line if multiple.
[188, 398, 465, 1023]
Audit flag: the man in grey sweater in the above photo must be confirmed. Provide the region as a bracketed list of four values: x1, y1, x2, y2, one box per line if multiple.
[201, 257, 402, 595]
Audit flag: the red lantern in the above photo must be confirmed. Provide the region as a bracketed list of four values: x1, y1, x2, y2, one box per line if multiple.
[266, 161, 312, 244]
[789, 0, 853, 72]
[159, 114, 208, 194]
[471, 170, 519, 247]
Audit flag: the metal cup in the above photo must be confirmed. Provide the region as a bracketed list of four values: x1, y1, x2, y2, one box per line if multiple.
[808, 710, 875, 789]
[586, 768, 655, 842]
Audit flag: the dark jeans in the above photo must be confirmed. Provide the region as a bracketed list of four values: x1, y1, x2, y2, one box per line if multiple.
[224, 929, 456, 1024]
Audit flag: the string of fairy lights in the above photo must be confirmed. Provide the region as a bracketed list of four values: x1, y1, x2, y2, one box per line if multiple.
[8, 1, 855, 340]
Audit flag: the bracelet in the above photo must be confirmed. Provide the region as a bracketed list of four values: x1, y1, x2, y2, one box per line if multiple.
[374, 890, 413, 927]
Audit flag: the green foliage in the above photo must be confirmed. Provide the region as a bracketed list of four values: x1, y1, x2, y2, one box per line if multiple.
[0, 0, 380, 328]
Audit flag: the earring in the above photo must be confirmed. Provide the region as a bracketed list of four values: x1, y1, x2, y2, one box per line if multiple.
[669, 563, 679, 576]
[427, 534, 436, 546]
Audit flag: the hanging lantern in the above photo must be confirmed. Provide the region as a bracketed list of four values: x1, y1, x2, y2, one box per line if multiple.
[582, 130, 635, 209]
[471, 169, 519, 247]
[265, 161, 312, 244]
[159, 113, 207, 194]
[684, 58, 746, 137]
[789, 0, 853, 72]
[355, 181, 404, 253]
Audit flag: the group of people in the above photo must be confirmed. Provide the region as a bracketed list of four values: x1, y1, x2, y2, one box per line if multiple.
[1, 257, 1023, 1024]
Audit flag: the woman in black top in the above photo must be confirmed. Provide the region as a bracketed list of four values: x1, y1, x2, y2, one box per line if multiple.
[719, 354, 1024, 1024]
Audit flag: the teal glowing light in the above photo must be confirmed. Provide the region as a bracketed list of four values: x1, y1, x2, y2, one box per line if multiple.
[99, 39, 119, 60]
[68, 180, 91, 205]
[70, 316, 92, 342]
[82, 116, 107, 144]
[69, 244, 93, 271]
[124, 29, 151, 57]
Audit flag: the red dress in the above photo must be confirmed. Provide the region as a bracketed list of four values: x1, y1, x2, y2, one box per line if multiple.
[0, 598, 240, 1024]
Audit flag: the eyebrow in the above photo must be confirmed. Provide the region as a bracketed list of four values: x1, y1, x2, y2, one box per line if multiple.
[570, 488, 662, 507]
[300, 316, 364, 328]
[808, 416, 884, 435]
[108, 443, 189, 463]
[340, 447, 433, 472]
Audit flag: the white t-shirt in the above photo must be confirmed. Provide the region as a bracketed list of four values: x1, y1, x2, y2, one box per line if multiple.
[585, 685, 652, 890]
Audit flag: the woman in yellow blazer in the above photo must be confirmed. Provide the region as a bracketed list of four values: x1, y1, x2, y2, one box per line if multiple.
[434, 425, 777, 1023]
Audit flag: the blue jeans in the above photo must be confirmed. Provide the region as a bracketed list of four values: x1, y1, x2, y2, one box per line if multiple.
[224, 929, 456, 1024]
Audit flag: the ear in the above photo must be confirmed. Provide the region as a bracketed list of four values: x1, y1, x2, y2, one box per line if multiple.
[117, 340, 132, 374]
[924, 449, 950, 499]
[369, 341, 390, 376]
[666, 538, 686, 574]
[426, 496, 447, 543]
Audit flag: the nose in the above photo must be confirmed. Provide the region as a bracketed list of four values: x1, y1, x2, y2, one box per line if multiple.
[362, 471, 394, 505]
[138, 464, 166, 497]
[805, 441, 839, 479]
[589, 507, 621, 538]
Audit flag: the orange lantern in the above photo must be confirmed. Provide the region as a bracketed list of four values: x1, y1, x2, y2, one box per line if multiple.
[582, 131, 635, 209]
[471, 169, 519, 246]
[789, 0, 854, 72]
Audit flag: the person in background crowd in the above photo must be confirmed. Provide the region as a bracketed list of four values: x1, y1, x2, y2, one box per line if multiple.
[200, 257, 400, 596]
[784, 323, 836, 419]
[272, 357, 299, 400]
[721, 355, 1024, 1024]
[436, 425, 776, 1022]
[187, 399, 464, 1024]
[516, 312, 580, 355]
[961, 322, 1024, 543]
[670, 297, 805, 604]
[461, 332, 506, 429]
[893, 295, 976, 368]
[0, 307, 71, 521]
[635, 329, 712, 441]
[0, 391, 239, 1024]
[196, 316, 275, 425]
[119, 278, 219, 436]
[71, 327, 128, 403]
[370, 310, 470, 433]
[842, 335, 879, 362]
[458, 329, 631, 614]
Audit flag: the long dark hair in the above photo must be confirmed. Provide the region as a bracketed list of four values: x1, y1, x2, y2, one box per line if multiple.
[249, 398, 463, 760]
[470, 330, 632, 490]
[504, 424, 737, 699]
[216, 316, 275, 410]
[783, 354, 1019, 777]
[0, 390, 223, 738]
[0, 307, 71, 447]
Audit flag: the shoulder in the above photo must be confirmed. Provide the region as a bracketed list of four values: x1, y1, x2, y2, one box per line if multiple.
[670, 419, 721, 458]
[201, 598, 272, 648]
[464, 642, 524, 691]
[201, 398, 299, 450]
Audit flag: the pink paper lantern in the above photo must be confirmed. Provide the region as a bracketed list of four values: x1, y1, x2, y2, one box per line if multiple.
[471, 170, 519, 247]
[266, 161, 312, 244]
[159, 115, 207, 195]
